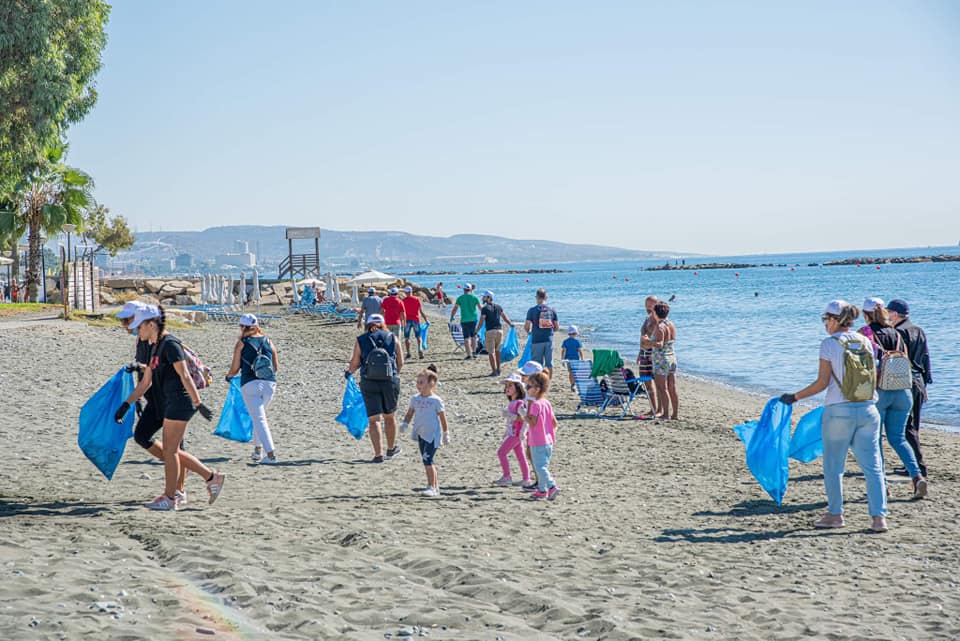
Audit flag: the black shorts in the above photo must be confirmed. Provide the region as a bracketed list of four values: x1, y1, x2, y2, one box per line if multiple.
[133, 402, 163, 449]
[360, 377, 400, 417]
[461, 321, 478, 338]
[162, 391, 197, 422]
[418, 437, 438, 466]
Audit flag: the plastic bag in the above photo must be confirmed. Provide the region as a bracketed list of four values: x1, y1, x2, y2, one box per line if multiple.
[732, 398, 793, 505]
[420, 321, 430, 351]
[500, 326, 520, 362]
[789, 406, 824, 463]
[336, 375, 368, 440]
[518, 334, 532, 366]
[212, 377, 253, 442]
[78, 368, 135, 480]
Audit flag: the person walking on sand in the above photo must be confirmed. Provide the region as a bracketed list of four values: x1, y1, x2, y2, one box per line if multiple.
[519, 371, 559, 500]
[115, 305, 225, 511]
[380, 287, 406, 340]
[400, 366, 449, 497]
[357, 287, 382, 330]
[435, 282, 446, 309]
[116, 301, 188, 505]
[493, 373, 531, 487]
[561, 325, 584, 391]
[636, 295, 659, 413]
[401, 285, 425, 360]
[649, 302, 679, 419]
[887, 299, 932, 478]
[478, 290, 514, 376]
[450, 283, 482, 360]
[780, 300, 888, 532]
[524, 289, 559, 378]
[346, 314, 404, 463]
[225, 314, 281, 465]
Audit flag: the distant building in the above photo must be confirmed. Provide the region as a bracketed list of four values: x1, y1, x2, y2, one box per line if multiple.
[234, 240, 250, 254]
[175, 253, 194, 268]
[215, 252, 256, 268]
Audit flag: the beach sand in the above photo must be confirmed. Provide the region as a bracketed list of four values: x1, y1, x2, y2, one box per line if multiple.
[1, 309, 958, 641]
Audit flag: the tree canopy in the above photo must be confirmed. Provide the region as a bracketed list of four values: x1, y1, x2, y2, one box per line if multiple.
[84, 203, 134, 256]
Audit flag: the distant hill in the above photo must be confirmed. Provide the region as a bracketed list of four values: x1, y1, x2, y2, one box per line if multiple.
[131, 226, 678, 272]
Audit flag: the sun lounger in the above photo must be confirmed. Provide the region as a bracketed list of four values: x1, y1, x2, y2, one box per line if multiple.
[568, 360, 604, 414]
[448, 323, 465, 353]
[599, 367, 654, 419]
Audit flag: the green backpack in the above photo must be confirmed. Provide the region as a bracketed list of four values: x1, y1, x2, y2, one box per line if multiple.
[830, 335, 876, 402]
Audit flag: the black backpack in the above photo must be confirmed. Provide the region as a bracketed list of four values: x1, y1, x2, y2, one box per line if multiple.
[362, 333, 394, 381]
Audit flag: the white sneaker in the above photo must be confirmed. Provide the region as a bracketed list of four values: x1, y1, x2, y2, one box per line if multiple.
[420, 486, 440, 498]
[493, 476, 513, 487]
[174, 489, 187, 506]
[258, 456, 279, 465]
[144, 494, 177, 511]
[206, 471, 226, 505]
[251, 447, 263, 462]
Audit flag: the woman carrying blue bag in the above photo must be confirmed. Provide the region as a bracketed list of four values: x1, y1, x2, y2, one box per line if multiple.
[225, 314, 280, 464]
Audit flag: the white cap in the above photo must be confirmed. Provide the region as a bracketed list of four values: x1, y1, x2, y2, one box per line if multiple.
[366, 313, 385, 325]
[403, 285, 413, 293]
[129, 305, 161, 330]
[863, 297, 884, 312]
[116, 301, 145, 319]
[482, 290, 494, 300]
[500, 372, 523, 384]
[388, 287, 398, 295]
[367, 286, 376, 293]
[567, 325, 578, 335]
[518, 361, 544, 376]
[239, 313, 259, 327]
[464, 283, 473, 291]
[823, 299, 849, 316]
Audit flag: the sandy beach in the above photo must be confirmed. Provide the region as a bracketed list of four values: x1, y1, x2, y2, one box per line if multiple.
[1, 307, 958, 641]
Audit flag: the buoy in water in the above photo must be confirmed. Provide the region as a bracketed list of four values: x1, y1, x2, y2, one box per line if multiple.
[735, 272, 740, 277]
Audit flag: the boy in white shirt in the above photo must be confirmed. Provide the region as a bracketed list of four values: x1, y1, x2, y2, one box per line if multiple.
[401, 366, 449, 497]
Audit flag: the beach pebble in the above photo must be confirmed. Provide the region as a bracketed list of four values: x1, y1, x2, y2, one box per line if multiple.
[196, 626, 216, 635]
[398, 627, 415, 636]
[29, 617, 39, 627]
[139, 473, 151, 480]
[92, 601, 122, 613]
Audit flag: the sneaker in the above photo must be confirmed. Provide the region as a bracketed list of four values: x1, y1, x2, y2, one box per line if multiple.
[420, 486, 440, 498]
[547, 486, 560, 501]
[464, 355, 472, 361]
[570, 384, 576, 392]
[521, 482, 539, 492]
[144, 494, 177, 511]
[206, 471, 226, 505]
[372, 455, 384, 464]
[892, 466, 910, 477]
[531, 490, 548, 500]
[912, 476, 928, 500]
[493, 476, 513, 487]
[406, 352, 413, 359]
[251, 447, 263, 462]
[174, 489, 187, 506]
[514, 479, 532, 487]
[419, 351, 424, 359]
[259, 456, 279, 465]
[386, 446, 402, 459]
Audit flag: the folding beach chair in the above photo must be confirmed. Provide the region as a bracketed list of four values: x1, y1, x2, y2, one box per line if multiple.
[568, 360, 604, 415]
[599, 367, 654, 419]
[448, 323, 465, 353]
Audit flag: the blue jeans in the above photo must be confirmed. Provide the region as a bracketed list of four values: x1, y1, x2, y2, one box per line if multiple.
[821, 402, 887, 517]
[876, 389, 919, 478]
[530, 444, 556, 492]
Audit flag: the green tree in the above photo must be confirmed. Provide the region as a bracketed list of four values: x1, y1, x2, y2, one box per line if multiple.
[83, 203, 134, 256]
[0, 1, 110, 190]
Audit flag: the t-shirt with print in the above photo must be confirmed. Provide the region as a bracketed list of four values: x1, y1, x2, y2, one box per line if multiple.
[360, 296, 382, 323]
[504, 399, 525, 437]
[455, 293, 482, 323]
[479, 303, 504, 331]
[401, 295, 422, 323]
[380, 295, 404, 326]
[819, 330, 877, 406]
[525, 304, 558, 344]
[526, 398, 556, 447]
[408, 394, 445, 447]
[561, 337, 582, 360]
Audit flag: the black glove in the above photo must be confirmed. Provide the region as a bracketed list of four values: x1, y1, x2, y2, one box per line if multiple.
[195, 403, 213, 422]
[124, 363, 141, 373]
[224, 374, 232, 384]
[114, 401, 131, 423]
[344, 369, 352, 380]
[779, 393, 796, 405]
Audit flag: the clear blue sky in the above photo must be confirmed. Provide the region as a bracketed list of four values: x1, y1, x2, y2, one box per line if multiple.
[68, 1, 960, 255]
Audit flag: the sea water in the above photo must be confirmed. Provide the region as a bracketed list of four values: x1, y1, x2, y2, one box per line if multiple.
[427, 245, 960, 427]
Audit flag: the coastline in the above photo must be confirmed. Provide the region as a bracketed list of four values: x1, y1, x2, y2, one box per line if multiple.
[2, 309, 958, 640]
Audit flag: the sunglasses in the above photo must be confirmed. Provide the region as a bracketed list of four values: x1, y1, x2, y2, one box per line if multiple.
[525, 384, 539, 390]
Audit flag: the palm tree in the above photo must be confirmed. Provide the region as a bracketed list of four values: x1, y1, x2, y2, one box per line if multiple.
[7, 145, 92, 302]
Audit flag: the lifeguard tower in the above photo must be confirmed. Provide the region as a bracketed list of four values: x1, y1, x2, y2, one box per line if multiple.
[278, 227, 321, 280]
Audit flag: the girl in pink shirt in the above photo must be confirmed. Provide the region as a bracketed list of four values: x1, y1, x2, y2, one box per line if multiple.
[494, 374, 531, 487]
[521, 372, 559, 500]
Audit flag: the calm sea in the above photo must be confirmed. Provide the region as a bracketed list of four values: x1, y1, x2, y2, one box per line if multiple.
[417, 245, 960, 428]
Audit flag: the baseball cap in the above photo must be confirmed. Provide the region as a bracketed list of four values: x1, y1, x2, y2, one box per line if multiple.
[887, 299, 909, 315]
[822, 299, 849, 317]
[862, 297, 884, 313]
[403, 285, 413, 293]
[367, 286, 376, 293]
[518, 361, 544, 376]
[482, 290, 494, 300]
[388, 286, 398, 295]
[464, 283, 473, 291]
[239, 313, 259, 327]
[116, 301, 145, 320]
[129, 305, 161, 330]
[567, 325, 579, 335]
[500, 372, 523, 384]
[366, 313, 385, 325]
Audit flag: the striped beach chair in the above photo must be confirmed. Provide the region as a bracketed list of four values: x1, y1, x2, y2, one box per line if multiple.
[599, 367, 654, 419]
[568, 360, 604, 415]
[448, 323, 465, 353]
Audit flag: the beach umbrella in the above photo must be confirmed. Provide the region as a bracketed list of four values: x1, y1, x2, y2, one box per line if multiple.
[252, 269, 262, 312]
[327, 273, 341, 303]
[290, 276, 300, 304]
[345, 269, 396, 286]
[239, 272, 247, 307]
[220, 276, 228, 305]
[297, 277, 326, 288]
[350, 284, 359, 305]
[227, 276, 236, 305]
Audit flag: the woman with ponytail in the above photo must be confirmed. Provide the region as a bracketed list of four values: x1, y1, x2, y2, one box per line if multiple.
[115, 305, 225, 511]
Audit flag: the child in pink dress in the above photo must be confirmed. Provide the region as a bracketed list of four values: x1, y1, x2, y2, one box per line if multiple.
[494, 373, 531, 487]
[521, 372, 559, 500]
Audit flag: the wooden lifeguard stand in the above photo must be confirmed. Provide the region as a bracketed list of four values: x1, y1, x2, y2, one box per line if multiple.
[278, 227, 321, 280]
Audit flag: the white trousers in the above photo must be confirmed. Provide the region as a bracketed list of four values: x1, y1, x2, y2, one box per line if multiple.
[241, 380, 277, 453]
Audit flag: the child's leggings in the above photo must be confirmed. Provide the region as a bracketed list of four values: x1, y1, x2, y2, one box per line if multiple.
[497, 435, 530, 481]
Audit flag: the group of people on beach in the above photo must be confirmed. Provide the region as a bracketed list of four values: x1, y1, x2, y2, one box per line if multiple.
[780, 297, 933, 532]
[357, 284, 426, 360]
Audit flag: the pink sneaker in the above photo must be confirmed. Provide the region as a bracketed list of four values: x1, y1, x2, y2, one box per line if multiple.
[547, 486, 560, 501]
[531, 490, 548, 500]
[206, 471, 226, 505]
[144, 494, 177, 511]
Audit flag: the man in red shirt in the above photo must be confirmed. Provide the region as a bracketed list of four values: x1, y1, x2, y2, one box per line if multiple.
[379, 287, 406, 341]
[401, 285, 425, 359]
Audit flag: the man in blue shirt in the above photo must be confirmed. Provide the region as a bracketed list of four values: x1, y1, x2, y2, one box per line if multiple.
[524, 288, 559, 378]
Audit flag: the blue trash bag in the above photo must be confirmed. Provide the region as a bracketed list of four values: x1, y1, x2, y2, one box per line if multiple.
[420, 321, 430, 351]
[78, 368, 135, 480]
[789, 406, 824, 463]
[518, 334, 532, 365]
[336, 375, 368, 440]
[500, 326, 520, 363]
[212, 377, 254, 442]
[732, 397, 793, 505]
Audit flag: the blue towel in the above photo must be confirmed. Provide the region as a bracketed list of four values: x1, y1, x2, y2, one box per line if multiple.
[789, 406, 824, 463]
[213, 377, 254, 442]
[732, 398, 793, 505]
[78, 368, 135, 480]
[336, 375, 368, 440]
[420, 321, 430, 351]
[500, 326, 520, 362]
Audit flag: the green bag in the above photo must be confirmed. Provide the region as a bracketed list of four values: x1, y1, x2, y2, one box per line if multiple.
[830, 335, 876, 402]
